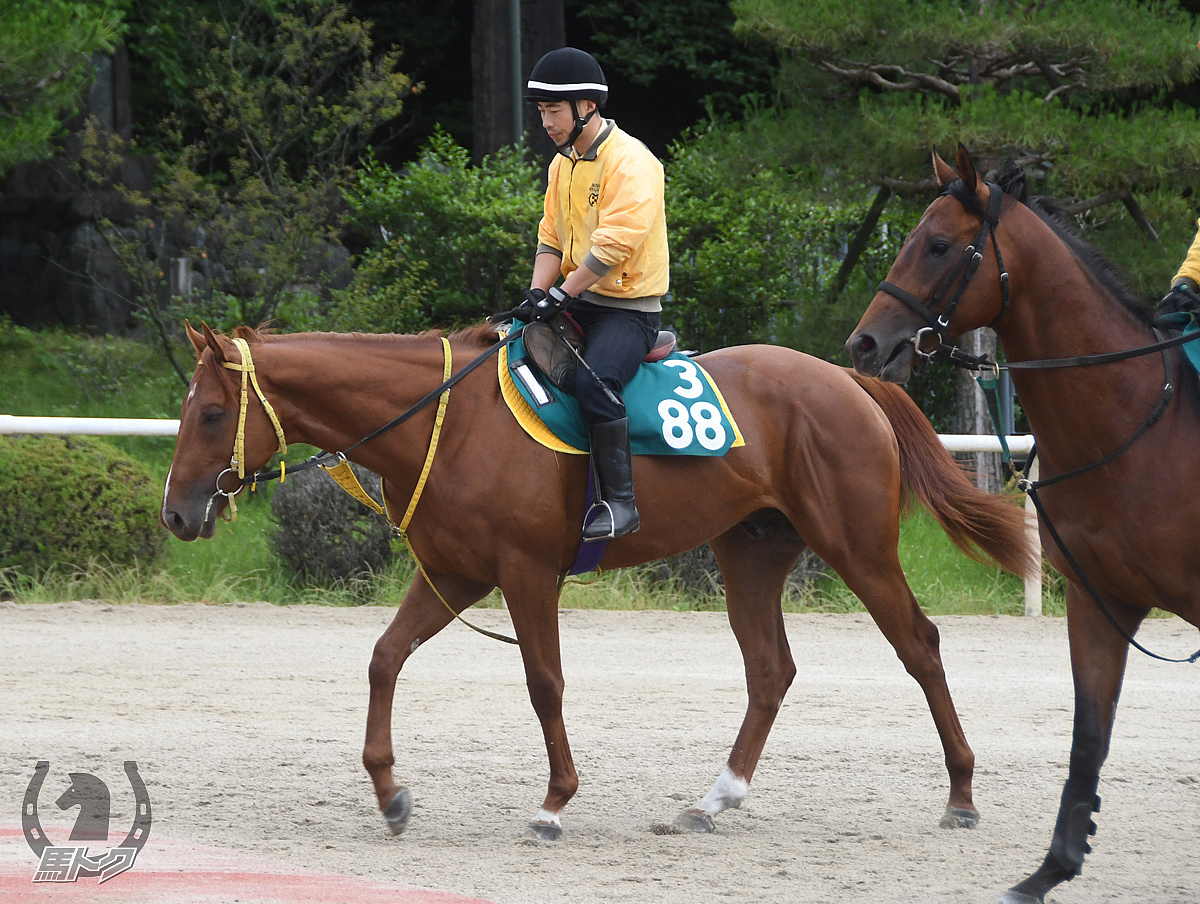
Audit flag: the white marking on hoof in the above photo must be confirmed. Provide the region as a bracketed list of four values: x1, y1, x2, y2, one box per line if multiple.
[532, 808, 561, 828]
[524, 808, 563, 841]
[696, 765, 749, 817]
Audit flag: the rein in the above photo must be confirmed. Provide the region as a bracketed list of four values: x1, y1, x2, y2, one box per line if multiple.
[208, 328, 525, 646]
[882, 184, 1200, 664]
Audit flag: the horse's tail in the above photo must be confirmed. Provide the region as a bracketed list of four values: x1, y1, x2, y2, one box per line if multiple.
[848, 370, 1037, 578]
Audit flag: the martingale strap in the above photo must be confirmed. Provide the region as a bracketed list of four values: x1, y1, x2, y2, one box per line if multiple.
[318, 338, 519, 646]
[321, 336, 453, 536]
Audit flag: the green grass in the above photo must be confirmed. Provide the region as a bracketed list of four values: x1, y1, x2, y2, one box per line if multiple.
[2, 321, 1063, 614]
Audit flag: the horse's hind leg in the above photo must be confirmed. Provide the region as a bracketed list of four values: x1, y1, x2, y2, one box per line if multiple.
[363, 569, 493, 834]
[811, 512, 979, 828]
[675, 526, 800, 832]
[1001, 583, 1141, 904]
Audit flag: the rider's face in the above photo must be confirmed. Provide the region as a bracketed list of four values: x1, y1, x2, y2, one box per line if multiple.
[537, 100, 596, 147]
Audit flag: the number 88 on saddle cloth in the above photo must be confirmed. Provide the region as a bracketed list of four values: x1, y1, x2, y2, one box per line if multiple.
[498, 321, 745, 457]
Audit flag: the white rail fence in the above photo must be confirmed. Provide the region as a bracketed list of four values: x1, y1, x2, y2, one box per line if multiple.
[0, 416, 1043, 615]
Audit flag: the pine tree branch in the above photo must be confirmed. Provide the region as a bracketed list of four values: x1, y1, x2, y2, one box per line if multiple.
[816, 60, 961, 100]
[0, 68, 72, 115]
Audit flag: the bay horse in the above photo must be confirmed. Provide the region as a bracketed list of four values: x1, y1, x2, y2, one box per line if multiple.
[846, 146, 1200, 903]
[161, 320, 1032, 841]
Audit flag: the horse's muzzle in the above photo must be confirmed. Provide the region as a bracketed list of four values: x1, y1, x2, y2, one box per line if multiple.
[846, 328, 917, 383]
[161, 492, 219, 541]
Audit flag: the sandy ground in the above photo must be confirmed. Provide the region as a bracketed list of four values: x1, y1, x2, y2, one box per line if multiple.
[0, 601, 1197, 904]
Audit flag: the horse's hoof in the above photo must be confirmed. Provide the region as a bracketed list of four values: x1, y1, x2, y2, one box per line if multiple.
[523, 820, 562, 841]
[383, 788, 412, 835]
[998, 890, 1042, 904]
[939, 806, 980, 829]
[674, 807, 716, 833]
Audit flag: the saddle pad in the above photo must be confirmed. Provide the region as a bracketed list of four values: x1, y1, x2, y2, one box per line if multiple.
[499, 333, 744, 456]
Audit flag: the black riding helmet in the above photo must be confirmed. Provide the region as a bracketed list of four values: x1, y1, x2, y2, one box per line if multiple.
[526, 48, 608, 150]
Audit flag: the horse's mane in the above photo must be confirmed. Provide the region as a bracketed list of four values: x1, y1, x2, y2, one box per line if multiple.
[955, 165, 1154, 326]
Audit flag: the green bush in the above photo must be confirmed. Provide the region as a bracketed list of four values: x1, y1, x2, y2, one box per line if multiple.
[268, 462, 396, 588]
[0, 435, 165, 572]
[335, 132, 544, 332]
[664, 131, 915, 356]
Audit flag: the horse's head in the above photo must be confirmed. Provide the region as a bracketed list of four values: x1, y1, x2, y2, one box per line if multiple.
[161, 322, 284, 540]
[846, 145, 1011, 382]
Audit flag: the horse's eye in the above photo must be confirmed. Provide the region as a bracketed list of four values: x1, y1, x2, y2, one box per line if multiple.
[929, 239, 951, 256]
[203, 409, 226, 424]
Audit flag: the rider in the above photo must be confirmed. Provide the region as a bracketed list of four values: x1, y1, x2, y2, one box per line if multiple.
[513, 47, 670, 541]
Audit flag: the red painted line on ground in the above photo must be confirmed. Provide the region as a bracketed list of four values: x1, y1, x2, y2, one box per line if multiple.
[0, 871, 496, 903]
[0, 828, 499, 904]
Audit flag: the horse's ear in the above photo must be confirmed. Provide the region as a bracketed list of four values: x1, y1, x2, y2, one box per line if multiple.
[184, 319, 207, 361]
[933, 149, 957, 188]
[955, 142, 979, 194]
[201, 322, 230, 364]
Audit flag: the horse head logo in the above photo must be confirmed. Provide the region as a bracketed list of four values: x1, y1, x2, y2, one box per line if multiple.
[55, 772, 111, 841]
[23, 761, 152, 862]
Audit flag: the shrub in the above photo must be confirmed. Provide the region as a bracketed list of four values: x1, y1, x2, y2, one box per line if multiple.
[335, 132, 544, 331]
[0, 435, 165, 572]
[268, 462, 396, 587]
[664, 132, 913, 356]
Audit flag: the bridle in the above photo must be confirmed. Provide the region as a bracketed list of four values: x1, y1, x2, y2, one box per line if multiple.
[876, 180, 1010, 367]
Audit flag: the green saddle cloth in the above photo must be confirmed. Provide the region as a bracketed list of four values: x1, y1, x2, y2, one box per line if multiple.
[502, 331, 743, 456]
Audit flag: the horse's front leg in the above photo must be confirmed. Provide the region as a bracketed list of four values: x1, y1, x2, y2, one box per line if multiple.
[500, 561, 578, 840]
[1001, 582, 1143, 904]
[363, 569, 493, 834]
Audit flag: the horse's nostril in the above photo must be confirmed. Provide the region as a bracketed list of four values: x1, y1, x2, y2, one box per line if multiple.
[856, 334, 877, 354]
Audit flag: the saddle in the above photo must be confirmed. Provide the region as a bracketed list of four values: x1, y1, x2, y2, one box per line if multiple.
[522, 314, 677, 395]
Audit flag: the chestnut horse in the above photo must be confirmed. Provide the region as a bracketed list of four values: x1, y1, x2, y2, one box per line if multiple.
[162, 320, 1032, 840]
[847, 146, 1200, 903]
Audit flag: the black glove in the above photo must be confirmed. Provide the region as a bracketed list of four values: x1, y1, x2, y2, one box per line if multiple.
[1160, 281, 1200, 312]
[514, 286, 573, 323]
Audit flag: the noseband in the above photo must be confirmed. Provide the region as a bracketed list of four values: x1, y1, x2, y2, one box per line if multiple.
[877, 180, 1010, 366]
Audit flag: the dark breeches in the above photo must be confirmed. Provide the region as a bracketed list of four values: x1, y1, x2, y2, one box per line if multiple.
[566, 300, 659, 424]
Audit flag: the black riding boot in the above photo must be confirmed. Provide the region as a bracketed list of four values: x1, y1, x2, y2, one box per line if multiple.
[583, 417, 640, 541]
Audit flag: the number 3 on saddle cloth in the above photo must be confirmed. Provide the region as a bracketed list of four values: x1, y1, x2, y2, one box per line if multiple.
[498, 315, 745, 574]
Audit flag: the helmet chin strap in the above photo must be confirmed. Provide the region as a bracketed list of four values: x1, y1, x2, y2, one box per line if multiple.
[559, 99, 597, 151]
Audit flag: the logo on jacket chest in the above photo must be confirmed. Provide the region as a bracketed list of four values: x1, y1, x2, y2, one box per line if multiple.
[588, 182, 600, 207]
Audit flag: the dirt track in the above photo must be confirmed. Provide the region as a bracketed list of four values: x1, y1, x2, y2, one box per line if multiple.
[1, 602, 1197, 903]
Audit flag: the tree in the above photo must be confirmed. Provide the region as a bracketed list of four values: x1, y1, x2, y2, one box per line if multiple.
[729, 0, 1200, 293]
[0, 0, 124, 173]
[726, 0, 1200, 460]
[569, 0, 777, 155]
[472, 0, 566, 162]
[82, 0, 412, 381]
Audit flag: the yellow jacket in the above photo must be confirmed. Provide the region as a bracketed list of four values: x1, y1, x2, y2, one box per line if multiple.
[537, 121, 669, 311]
[1174, 218, 1200, 287]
